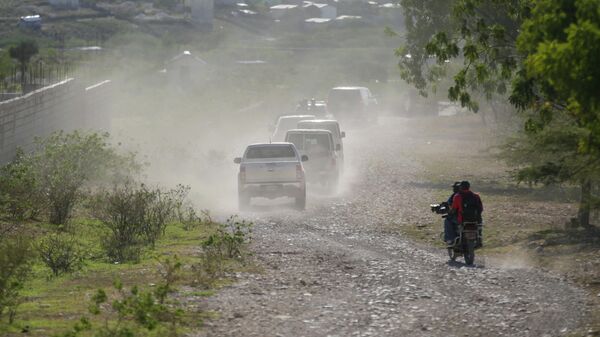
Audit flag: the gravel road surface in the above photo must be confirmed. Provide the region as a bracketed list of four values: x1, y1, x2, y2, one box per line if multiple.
[195, 117, 590, 337]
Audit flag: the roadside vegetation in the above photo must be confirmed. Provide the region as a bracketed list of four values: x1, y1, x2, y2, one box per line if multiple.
[396, 0, 600, 228]
[0, 130, 254, 336]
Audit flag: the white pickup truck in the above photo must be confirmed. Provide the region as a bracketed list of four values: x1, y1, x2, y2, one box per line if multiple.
[234, 143, 308, 210]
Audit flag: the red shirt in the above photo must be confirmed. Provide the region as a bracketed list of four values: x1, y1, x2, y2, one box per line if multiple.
[451, 189, 483, 223]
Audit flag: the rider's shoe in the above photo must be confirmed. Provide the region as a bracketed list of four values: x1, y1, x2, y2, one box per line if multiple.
[446, 240, 454, 247]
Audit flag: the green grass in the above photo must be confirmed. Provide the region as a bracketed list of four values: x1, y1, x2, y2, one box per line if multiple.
[0, 218, 241, 337]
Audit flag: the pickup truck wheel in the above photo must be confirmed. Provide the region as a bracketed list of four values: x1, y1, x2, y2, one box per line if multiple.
[295, 190, 306, 210]
[238, 192, 250, 210]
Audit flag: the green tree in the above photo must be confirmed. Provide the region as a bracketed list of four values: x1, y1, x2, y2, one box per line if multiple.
[31, 131, 139, 226]
[397, 0, 600, 227]
[8, 40, 39, 91]
[397, 0, 525, 112]
[0, 50, 14, 82]
[509, 0, 600, 227]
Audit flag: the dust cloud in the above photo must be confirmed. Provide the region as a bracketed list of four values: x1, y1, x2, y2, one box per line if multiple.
[72, 25, 415, 216]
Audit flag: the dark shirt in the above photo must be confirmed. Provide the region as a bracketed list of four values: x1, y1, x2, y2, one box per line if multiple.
[451, 189, 483, 223]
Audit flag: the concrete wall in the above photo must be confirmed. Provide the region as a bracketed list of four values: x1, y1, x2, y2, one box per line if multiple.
[0, 78, 112, 164]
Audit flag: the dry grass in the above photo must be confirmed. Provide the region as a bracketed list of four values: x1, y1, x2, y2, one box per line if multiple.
[396, 114, 600, 333]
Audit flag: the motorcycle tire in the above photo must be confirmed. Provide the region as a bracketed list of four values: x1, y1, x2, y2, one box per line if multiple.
[464, 240, 475, 266]
[448, 248, 456, 261]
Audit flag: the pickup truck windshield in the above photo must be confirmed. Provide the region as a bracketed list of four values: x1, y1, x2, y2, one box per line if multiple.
[246, 146, 296, 159]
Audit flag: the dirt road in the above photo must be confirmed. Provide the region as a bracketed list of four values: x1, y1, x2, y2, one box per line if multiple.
[196, 117, 590, 337]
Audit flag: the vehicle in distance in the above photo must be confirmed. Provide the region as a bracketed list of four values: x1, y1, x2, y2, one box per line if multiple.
[296, 119, 345, 167]
[234, 143, 308, 210]
[285, 129, 339, 187]
[327, 86, 377, 122]
[295, 99, 330, 118]
[271, 115, 316, 142]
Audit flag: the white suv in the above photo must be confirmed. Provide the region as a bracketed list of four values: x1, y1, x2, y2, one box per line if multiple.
[328, 86, 377, 122]
[285, 129, 340, 188]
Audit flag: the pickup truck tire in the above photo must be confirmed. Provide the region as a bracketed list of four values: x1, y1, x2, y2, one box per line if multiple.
[295, 189, 306, 210]
[238, 192, 250, 210]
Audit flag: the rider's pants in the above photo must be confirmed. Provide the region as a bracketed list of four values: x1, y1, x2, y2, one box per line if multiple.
[444, 217, 458, 242]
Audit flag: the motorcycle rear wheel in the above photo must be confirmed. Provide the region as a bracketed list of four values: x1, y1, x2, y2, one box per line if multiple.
[448, 248, 456, 261]
[464, 240, 475, 265]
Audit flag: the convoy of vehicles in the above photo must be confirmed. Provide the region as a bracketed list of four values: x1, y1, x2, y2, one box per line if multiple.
[235, 86, 375, 211]
[234, 143, 308, 210]
[271, 115, 316, 142]
[284, 129, 340, 187]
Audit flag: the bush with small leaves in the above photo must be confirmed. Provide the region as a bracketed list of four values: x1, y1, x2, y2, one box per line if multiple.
[30, 131, 140, 226]
[92, 182, 189, 262]
[178, 207, 213, 231]
[194, 216, 252, 286]
[0, 225, 33, 323]
[202, 215, 252, 260]
[59, 257, 184, 337]
[0, 149, 43, 221]
[37, 233, 84, 276]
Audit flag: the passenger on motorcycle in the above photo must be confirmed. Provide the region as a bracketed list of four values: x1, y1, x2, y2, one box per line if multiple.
[451, 181, 484, 247]
[444, 182, 461, 246]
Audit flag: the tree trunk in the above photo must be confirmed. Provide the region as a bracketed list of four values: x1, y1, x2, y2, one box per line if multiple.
[19, 62, 26, 93]
[578, 179, 591, 228]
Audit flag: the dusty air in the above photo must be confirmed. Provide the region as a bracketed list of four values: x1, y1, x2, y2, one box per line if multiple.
[0, 0, 598, 336]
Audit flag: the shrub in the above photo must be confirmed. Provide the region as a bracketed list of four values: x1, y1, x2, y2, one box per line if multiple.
[60, 259, 184, 337]
[155, 256, 182, 304]
[177, 206, 213, 231]
[30, 131, 139, 226]
[0, 149, 42, 221]
[37, 233, 84, 276]
[92, 182, 188, 262]
[144, 184, 188, 247]
[0, 225, 33, 323]
[202, 215, 252, 260]
[194, 216, 252, 286]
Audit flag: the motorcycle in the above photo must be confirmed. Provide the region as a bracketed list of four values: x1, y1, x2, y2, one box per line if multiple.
[446, 221, 481, 265]
[430, 203, 482, 266]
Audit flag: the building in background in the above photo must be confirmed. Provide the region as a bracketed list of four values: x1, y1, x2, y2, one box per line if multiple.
[48, 0, 80, 9]
[18, 15, 42, 30]
[303, 2, 337, 19]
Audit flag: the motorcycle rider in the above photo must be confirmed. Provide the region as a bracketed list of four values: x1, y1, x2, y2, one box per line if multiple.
[451, 181, 484, 247]
[444, 182, 461, 246]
